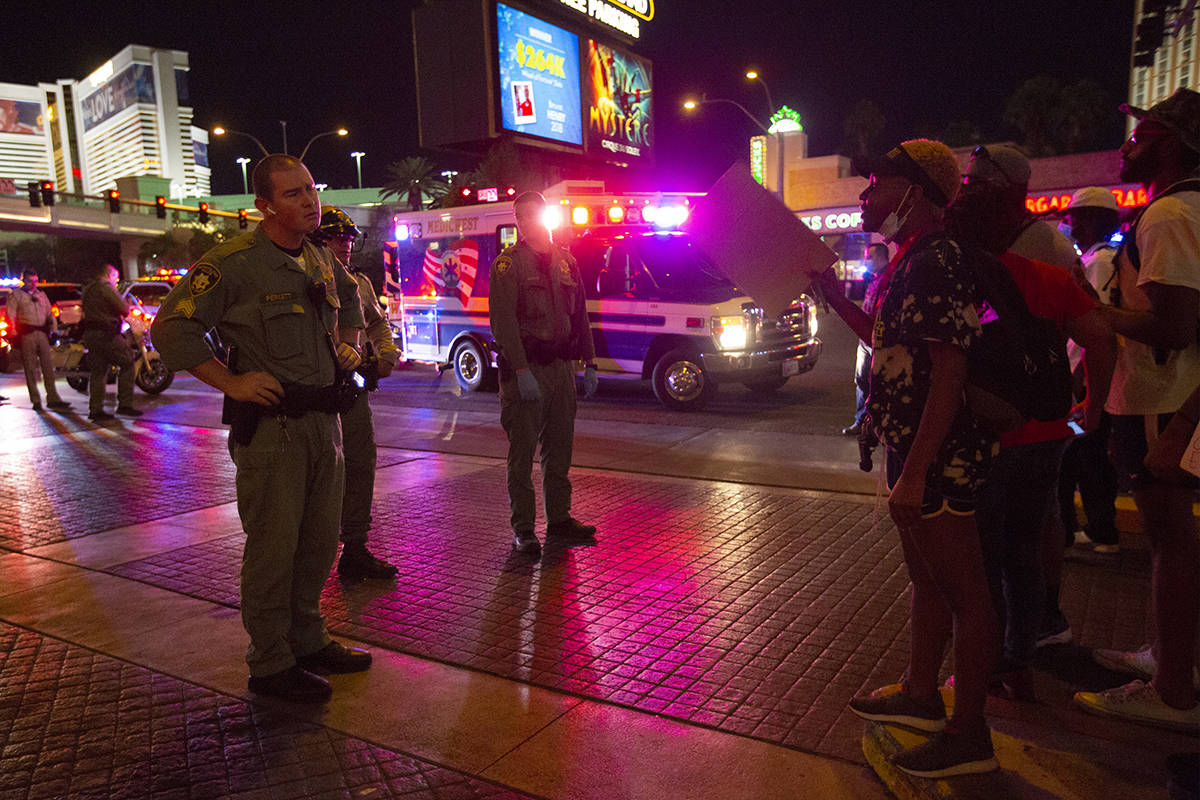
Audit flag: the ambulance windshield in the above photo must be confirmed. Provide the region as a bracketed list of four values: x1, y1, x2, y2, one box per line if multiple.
[632, 234, 737, 300]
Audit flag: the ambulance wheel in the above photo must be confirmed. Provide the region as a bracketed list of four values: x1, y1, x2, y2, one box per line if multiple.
[652, 347, 714, 411]
[743, 376, 788, 393]
[67, 376, 89, 394]
[453, 339, 495, 392]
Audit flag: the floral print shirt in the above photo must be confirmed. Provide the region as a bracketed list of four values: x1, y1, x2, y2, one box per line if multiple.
[867, 233, 997, 495]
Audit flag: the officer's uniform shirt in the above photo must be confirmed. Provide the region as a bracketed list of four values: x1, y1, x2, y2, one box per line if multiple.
[153, 226, 364, 387]
[81, 280, 129, 328]
[6, 286, 53, 329]
[351, 271, 399, 367]
[488, 240, 595, 370]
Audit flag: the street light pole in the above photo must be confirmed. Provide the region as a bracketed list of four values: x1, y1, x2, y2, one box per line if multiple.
[236, 157, 251, 194]
[746, 71, 785, 203]
[298, 128, 349, 161]
[686, 94, 787, 200]
[351, 151, 365, 189]
[212, 127, 269, 157]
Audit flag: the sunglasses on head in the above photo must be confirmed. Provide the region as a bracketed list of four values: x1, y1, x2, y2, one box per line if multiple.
[968, 146, 1023, 186]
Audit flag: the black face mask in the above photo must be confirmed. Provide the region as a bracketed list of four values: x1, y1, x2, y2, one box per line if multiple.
[947, 191, 1013, 254]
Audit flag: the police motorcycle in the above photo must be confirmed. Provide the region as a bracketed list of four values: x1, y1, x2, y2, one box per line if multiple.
[54, 295, 174, 395]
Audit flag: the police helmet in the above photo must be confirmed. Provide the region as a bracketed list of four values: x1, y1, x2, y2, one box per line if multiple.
[310, 206, 364, 252]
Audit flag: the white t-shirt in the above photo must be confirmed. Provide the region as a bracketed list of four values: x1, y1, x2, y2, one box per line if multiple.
[1067, 242, 1117, 371]
[1010, 219, 1084, 272]
[1106, 187, 1200, 415]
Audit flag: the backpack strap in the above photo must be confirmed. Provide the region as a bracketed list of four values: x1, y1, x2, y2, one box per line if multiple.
[1119, 177, 1200, 271]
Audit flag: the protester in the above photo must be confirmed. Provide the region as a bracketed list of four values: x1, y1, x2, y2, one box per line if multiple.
[489, 191, 599, 557]
[818, 140, 1000, 778]
[153, 154, 371, 703]
[1073, 88, 1200, 732]
[948, 184, 1116, 699]
[1056, 187, 1123, 554]
[7, 268, 69, 412]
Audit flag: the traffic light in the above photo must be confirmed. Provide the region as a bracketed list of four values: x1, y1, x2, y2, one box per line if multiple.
[155, 196, 167, 219]
[27, 181, 41, 207]
[238, 209, 248, 229]
[198, 202, 209, 224]
[460, 187, 471, 198]
[105, 189, 120, 213]
[505, 186, 516, 198]
[40, 180, 55, 207]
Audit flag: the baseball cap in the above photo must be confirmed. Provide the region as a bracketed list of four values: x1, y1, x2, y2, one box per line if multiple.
[1067, 186, 1119, 212]
[966, 144, 1031, 187]
[868, 139, 960, 208]
[1120, 88, 1200, 154]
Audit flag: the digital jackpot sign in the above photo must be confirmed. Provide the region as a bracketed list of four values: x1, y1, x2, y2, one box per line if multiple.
[586, 39, 651, 161]
[496, 3, 583, 146]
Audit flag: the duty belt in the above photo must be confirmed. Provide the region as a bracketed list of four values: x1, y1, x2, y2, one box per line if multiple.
[521, 338, 571, 365]
[280, 383, 344, 416]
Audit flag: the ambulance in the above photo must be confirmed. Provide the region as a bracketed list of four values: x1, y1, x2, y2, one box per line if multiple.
[383, 180, 821, 411]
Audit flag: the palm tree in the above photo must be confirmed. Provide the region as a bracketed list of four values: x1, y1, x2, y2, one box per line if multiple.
[379, 156, 448, 211]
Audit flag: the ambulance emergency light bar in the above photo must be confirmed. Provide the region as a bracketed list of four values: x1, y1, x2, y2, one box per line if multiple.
[547, 200, 691, 229]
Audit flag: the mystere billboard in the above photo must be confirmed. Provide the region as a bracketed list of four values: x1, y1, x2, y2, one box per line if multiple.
[586, 39, 651, 161]
[496, 2, 582, 146]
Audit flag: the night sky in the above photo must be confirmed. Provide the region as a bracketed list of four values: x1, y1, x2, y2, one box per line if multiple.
[6, 0, 1135, 195]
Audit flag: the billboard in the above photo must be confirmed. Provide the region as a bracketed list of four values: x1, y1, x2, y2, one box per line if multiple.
[496, 2, 582, 146]
[79, 63, 156, 132]
[0, 99, 44, 135]
[586, 40, 651, 161]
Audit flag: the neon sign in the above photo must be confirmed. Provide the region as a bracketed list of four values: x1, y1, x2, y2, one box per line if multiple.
[749, 136, 765, 185]
[800, 210, 863, 233]
[1025, 185, 1148, 214]
[768, 106, 802, 134]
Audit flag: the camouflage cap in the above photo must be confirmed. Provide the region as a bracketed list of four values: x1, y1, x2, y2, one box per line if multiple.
[1120, 88, 1200, 154]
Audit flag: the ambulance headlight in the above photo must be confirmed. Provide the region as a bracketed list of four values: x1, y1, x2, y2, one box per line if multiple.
[712, 315, 748, 350]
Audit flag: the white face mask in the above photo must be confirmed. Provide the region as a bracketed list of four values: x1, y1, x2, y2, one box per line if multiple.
[877, 185, 914, 242]
[1057, 221, 1074, 240]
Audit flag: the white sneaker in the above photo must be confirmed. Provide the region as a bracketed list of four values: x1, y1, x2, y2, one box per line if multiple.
[1094, 644, 1200, 688]
[1074, 679, 1200, 732]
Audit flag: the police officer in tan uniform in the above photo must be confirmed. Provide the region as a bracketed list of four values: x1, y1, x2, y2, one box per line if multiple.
[7, 268, 69, 412]
[489, 191, 599, 556]
[310, 206, 400, 580]
[153, 155, 371, 703]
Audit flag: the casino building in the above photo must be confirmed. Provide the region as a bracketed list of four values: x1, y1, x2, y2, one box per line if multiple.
[0, 44, 209, 198]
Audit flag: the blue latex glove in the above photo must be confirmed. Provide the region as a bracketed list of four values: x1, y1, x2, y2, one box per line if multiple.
[583, 366, 598, 398]
[517, 370, 542, 402]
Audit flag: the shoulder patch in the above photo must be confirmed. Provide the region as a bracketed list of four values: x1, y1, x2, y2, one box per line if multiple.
[188, 263, 222, 296]
[494, 255, 513, 276]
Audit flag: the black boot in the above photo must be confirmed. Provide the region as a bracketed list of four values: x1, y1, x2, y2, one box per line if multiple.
[338, 543, 397, 580]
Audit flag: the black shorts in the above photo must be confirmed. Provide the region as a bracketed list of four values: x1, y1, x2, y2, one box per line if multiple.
[1110, 413, 1200, 490]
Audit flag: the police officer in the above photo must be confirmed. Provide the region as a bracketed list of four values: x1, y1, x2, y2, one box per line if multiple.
[7, 267, 69, 412]
[309, 206, 400, 580]
[153, 154, 371, 703]
[489, 191, 598, 556]
[80, 263, 139, 421]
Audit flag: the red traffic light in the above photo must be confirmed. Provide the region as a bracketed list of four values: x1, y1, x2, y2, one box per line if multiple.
[155, 196, 167, 219]
[460, 187, 471, 198]
[505, 186, 516, 197]
[198, 202, 210, 223]
[237, 209, 248, 229]
[105, 189, 120, 213]
[39, 180, 55, 206]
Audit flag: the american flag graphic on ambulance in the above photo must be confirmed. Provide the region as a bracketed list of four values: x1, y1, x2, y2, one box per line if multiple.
[422, 238, 478, 306]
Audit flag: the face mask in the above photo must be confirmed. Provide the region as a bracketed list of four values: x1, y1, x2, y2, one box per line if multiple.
[877, 186, 914, 242]
[1057, 221, 1073, 240]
